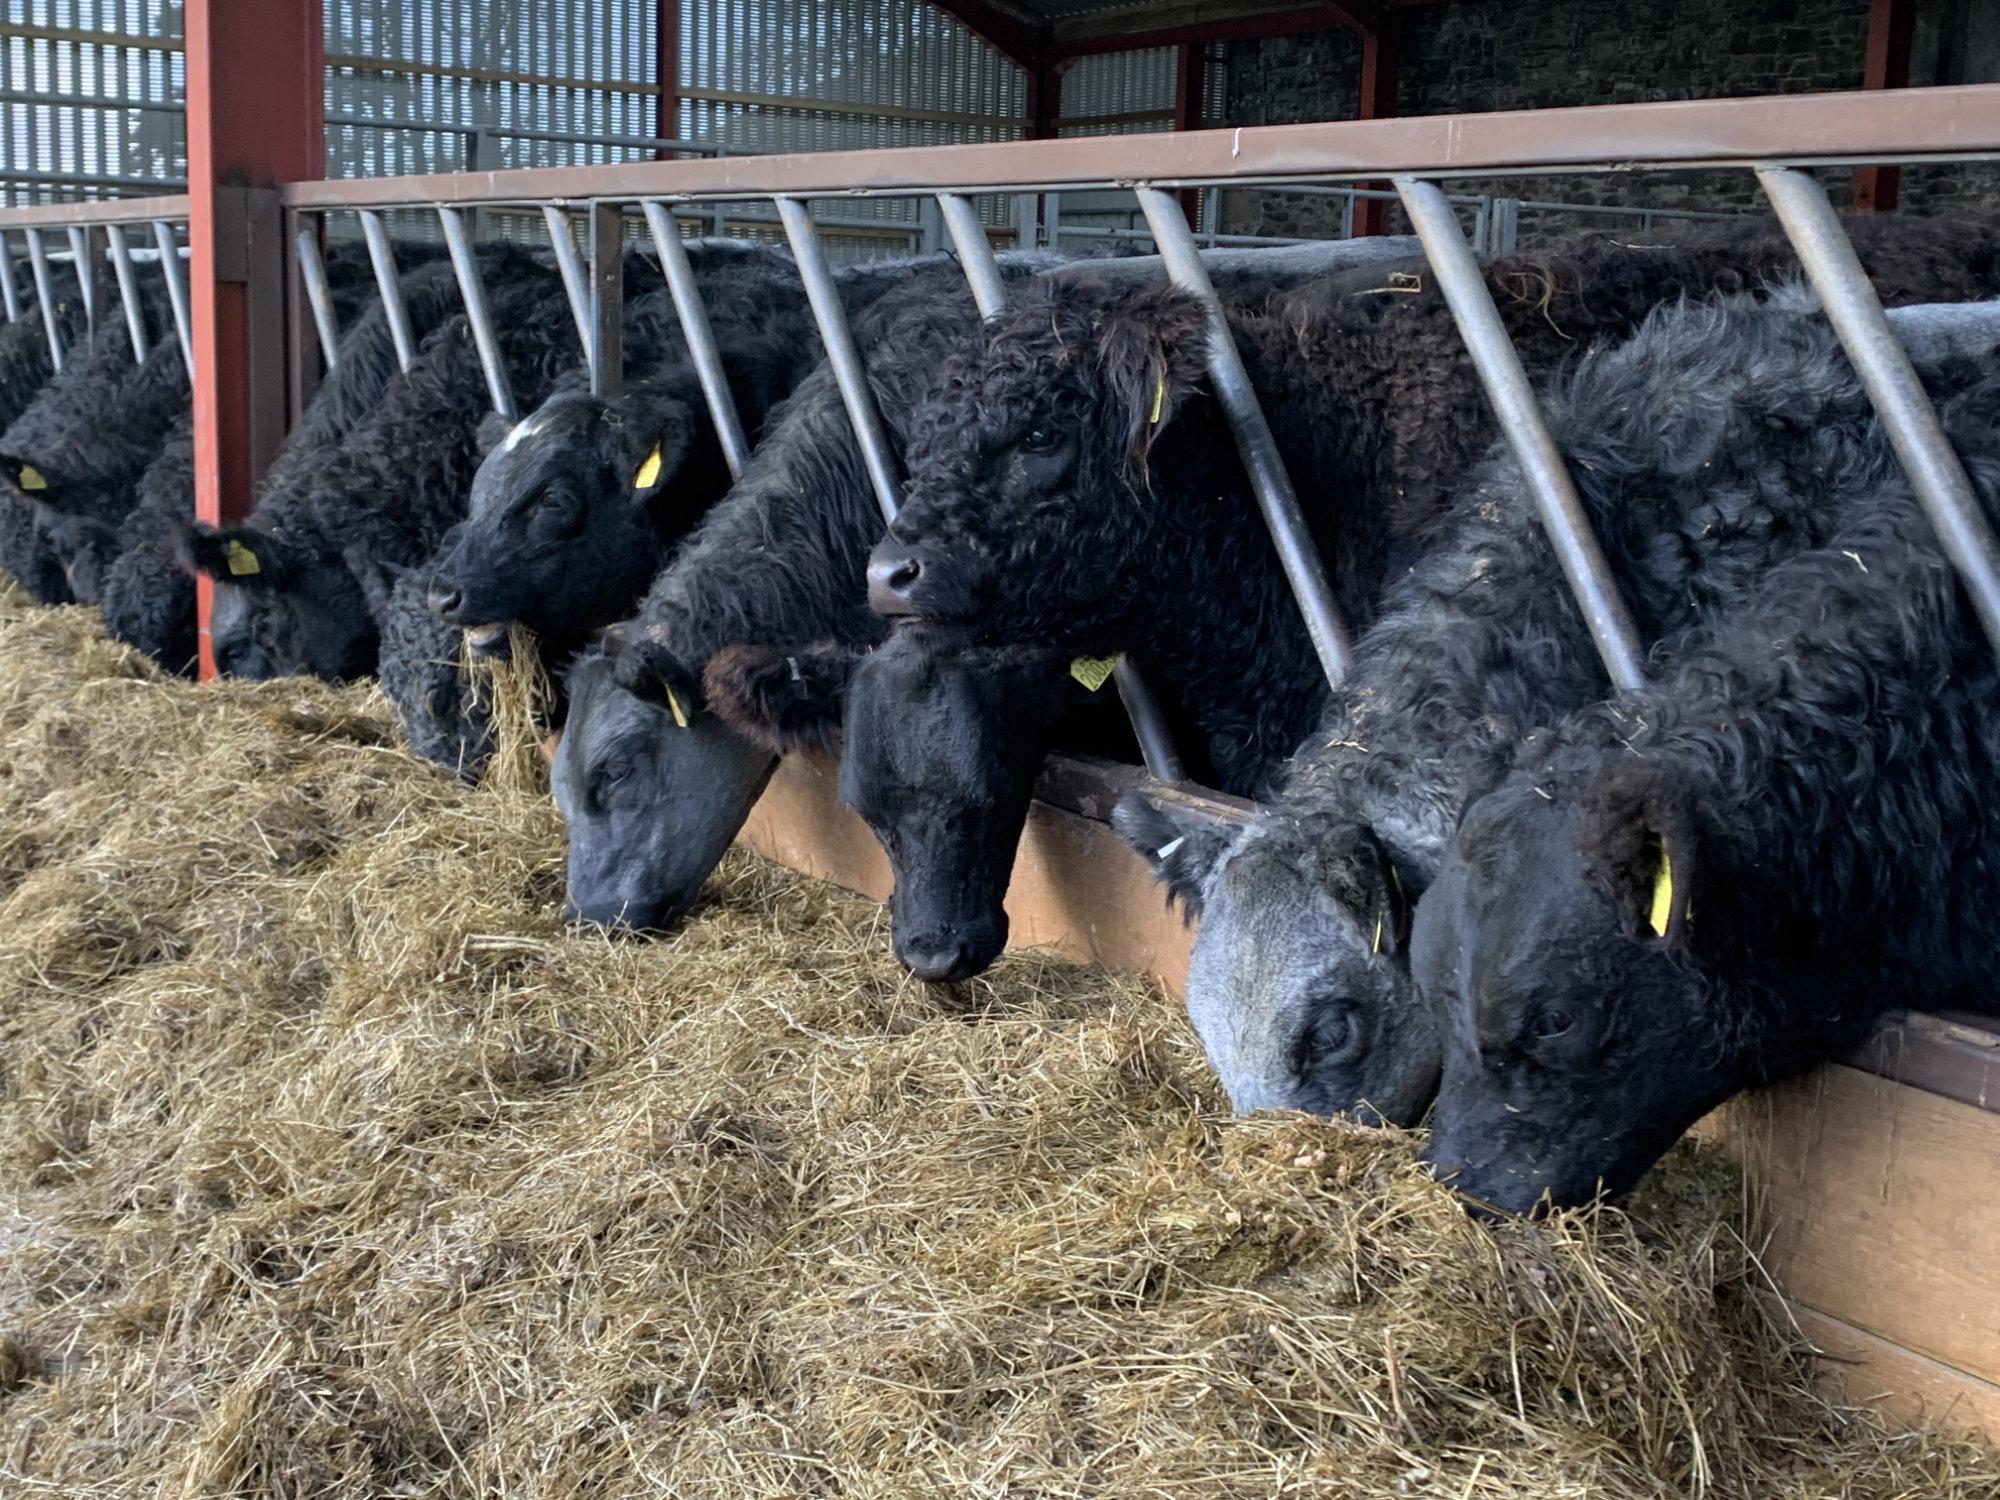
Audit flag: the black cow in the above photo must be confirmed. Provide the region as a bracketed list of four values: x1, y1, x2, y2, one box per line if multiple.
[183, 244, 581, 680]
[704, 624, 1139, 977]
[0, 267, 90, 600]
[1120, 290, 2000, 1130]
[424, 242, 807, 664]
[554, 255, 1071, 931]
[1417, 355, 2000, 1214]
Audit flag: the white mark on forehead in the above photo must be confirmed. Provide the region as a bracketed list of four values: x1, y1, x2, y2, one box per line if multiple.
[499, 413, 549, 454]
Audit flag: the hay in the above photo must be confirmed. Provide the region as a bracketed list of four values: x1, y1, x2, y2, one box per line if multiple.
[462, 624, 557, 797]
[0, 585, 1991, 1498]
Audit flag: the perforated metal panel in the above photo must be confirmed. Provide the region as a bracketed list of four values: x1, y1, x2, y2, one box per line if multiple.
[1056, 45, 1175, 137]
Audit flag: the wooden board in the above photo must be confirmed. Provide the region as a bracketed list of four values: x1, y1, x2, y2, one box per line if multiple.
[1783, 1303, 2000, 1444]
[1707, 1065, 2000, 1394]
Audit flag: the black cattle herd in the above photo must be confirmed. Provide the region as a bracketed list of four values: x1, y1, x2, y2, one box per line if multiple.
[4, 211, 1999, 1216]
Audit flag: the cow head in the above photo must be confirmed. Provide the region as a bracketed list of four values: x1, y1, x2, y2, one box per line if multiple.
[1414, 756, 1718, 1217]
[426, 388, 705, 655]
[552, 647, 775, 934]
[866, 281, 1213, 645]
[349, 546, 493, 780]
[1116, 794, 1436, 1125]
[705, 626, 1096, 982]
[181, 522, 378, 681]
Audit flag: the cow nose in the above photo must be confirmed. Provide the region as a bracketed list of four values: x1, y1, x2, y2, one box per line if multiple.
[866, 550, 922, 618]
[896, 913, 1006, 982]
[427, 578, 465, 621]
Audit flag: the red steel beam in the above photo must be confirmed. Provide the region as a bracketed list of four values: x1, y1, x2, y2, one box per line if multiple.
[925, 0, 1048, 70]
[1854, 0, 1915, 212]
[1173, 41, 1207, 219]
[1352, 13, 1400, 235]
[1063, 3, 1373, 57]
[655, 0, 680, 155]
[186, 0, 323, 679]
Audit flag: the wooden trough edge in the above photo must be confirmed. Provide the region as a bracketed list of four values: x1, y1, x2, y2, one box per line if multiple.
[735, 752, 2000, 1447]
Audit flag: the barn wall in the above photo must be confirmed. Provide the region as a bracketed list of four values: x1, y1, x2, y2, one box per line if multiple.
[1216, 0, 2000, 242]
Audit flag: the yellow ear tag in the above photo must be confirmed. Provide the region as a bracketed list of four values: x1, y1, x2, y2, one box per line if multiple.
[633, 442, 664, 491]
[1148, 375, 1166, 426]
[17, 464, 47, 492]
[1647, 850, 1674, 939]
[1069, 654, 1120, 693]
[222, 539, 261, 576]
[1372, 908, 1385, 956]
[663, 682, 689, 730]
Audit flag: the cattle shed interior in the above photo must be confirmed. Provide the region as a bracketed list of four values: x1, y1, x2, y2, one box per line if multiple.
[2, 0, 2000, 1482]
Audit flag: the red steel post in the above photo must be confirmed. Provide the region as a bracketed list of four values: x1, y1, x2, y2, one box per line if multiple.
[1353, 16, 1401, 235]
[1174, 43, 1207, 222]
[1854, 0, 1915, 212]
[655, 0, 680, 154]
[185, 0, 324, 679]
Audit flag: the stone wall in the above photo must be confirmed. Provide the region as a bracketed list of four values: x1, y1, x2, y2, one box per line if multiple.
[1215, 0, 1998, 244]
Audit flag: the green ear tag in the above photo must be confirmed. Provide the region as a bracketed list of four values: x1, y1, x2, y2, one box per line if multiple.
[633, 442, 664, 490]
[222, 539, 261, 576]
[1069, 654, 1120, 693]
[663, 682, 690, 730]
[17, 464, 47, 492]
[1648, 850, 1674, 939]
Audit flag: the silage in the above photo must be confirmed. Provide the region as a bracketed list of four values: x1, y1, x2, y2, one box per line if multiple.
[0, 585, 1990, 1499]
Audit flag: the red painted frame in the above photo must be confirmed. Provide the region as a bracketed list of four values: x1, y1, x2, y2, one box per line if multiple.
[185, 0, 325, 680]
[1855, 0, 1916, 212]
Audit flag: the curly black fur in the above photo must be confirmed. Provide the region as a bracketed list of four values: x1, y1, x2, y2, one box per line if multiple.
[1419, 357, 2000, 1213]
[884, 213, 2000, 798]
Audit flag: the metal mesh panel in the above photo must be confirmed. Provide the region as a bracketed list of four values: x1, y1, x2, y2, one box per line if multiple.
[1056, 45, 1174, 137]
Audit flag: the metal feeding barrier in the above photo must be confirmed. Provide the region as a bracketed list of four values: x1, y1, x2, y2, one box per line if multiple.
[2, 85, 1999, 771]
[0, 198, 194, 377]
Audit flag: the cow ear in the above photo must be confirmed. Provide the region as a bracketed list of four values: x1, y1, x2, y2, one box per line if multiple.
[621, 401, 697, 509]
[1112, 791, 1232, 917]
[342, 545, 412, 626]
[1319, 825, 1414, 958]
[703, 642, 854, 756]
[1588, 770, 1697, 947]
[181, 522, 288, 589]
[1093, 290, 1208, 472]
[0, 451, 63, 503]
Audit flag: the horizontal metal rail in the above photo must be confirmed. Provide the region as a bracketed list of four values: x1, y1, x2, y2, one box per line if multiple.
[270, 86, 2000, 212]
[0, 195, 191, 229]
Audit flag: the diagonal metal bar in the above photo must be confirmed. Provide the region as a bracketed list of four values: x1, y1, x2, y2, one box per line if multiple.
[66, 224, 97, 336]
[294, 225, 342, 370]
[642, 200, 751, 479]
[937, 190, 1187, 785]
[1394, 175, 1648, 692]
[358, 209, 417, 373]
[0, 230, 19, 323]
[436, 206, 519, 421]
[541, 203, 596, 362]
[1759, 165, 2000, 657]
[25, 228, 63, 370]
[775, 196, 902, 523]
[587, 201, 624, 398]
[151, 220, 193, 377]
[1135, 186, 1356, 687]
[104, 223, 150, 365]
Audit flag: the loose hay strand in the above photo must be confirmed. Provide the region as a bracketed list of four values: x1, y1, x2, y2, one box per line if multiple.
[0, 584, 1992, 1498]
[463, 622, 556, 797]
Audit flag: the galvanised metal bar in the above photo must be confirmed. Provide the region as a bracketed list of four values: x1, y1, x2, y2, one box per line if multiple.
[436, 205, 519, 421]
[358, 210, 417, 374]
[273, 86, 2000, 213]
[294, 226, 342, 371]
[104, 223, 150, 364]
[642, 200, 751, 479]
[938, 189, 1187, 785]
[775, 196, 902, 524]
[1135, 186, 1356, 687]
[152, 219, 194, 377]
[1394, 175, 1647, 692]
[25, 229, 63, 370]
[587, 201, 624, 398]
[0, 231, 22, 324]
[0, 195, 193, 230]
[541, 204, 596, 360]
[66, 225, 97, 336]
[1759, 165, 2000, 656]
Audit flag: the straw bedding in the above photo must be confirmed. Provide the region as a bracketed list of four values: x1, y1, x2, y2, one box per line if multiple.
[0, 584, 1991, 1498]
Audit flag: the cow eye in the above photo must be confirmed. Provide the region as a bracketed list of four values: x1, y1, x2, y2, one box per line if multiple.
[589, 759, 631, 803]
[1292, 1004, 1355, 1079]
[1530, 1009, 1575, 1041]
[1019, 426, 1058, 454]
